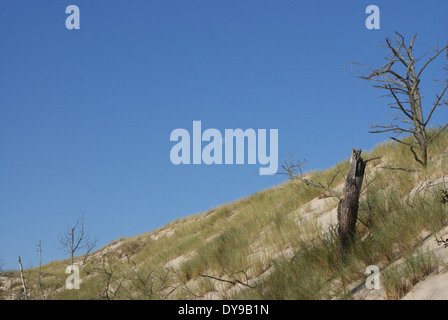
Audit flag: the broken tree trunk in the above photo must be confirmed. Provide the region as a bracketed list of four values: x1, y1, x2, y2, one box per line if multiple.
[337, 149, 366, 260]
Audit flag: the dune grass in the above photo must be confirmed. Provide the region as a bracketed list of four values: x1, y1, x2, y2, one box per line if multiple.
[1, 128, 447, 300]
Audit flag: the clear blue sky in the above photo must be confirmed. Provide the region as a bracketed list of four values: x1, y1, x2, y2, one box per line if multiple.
[1, 1, 447, 270]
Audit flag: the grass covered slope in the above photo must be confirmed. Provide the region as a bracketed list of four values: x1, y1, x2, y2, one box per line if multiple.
[1, 129, 447, 300]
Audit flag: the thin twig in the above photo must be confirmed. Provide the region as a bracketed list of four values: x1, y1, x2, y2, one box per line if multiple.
[198, 273, 255, 289]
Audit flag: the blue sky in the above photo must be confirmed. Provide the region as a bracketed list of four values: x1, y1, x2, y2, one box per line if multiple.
[1, 1, 447, 270]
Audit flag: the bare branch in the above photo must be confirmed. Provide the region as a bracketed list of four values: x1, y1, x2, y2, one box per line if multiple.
[279, 158, 342, 198]
[409, 146, 424, 166]
[425, 84, 448, 126]
[416, 43, 448, 79]
[387, 85, 415, 120]
[379, 166, 417, 172]
[198, 273, 255, 289]
[327, 169, 342, 189]
[427, 123, 448, 145]
[390, 136, 418, 149]
[364, 157, 382, 164]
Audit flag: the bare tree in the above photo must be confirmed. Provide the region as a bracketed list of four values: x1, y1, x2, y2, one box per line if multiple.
[59, 212, 97, 268]
[358, 32, 448, 167]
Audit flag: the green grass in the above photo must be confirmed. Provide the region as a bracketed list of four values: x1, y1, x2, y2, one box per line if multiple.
[1, 129, 447, 300]
[382, 250, 438, 300]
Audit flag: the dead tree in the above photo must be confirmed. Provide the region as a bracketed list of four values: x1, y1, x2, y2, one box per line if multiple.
[17, 256, 28, 300]
[357, 32, 448, 167]
[281, 149, 367, 260]
[59, 212, 97, 268]
[199, 270, 255, 289]
[37, 240, 45, 300]
[337, 149, 366, 259]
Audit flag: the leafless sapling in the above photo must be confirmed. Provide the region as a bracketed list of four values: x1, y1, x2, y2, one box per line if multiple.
[59, 212, 97, 268]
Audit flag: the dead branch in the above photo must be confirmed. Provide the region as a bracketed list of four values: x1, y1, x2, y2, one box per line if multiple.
[279, 159, 342, 199]
[198, 272, 255, 289]
[327, 169, 342, 189]
[364, 157, 382, 164]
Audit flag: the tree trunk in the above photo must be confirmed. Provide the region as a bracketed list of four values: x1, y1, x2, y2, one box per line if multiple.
[418, 132, 428, 167]
[18, 256, 28, 300]
[337, 149, 366, 260]
[420, 143, 427, 167]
